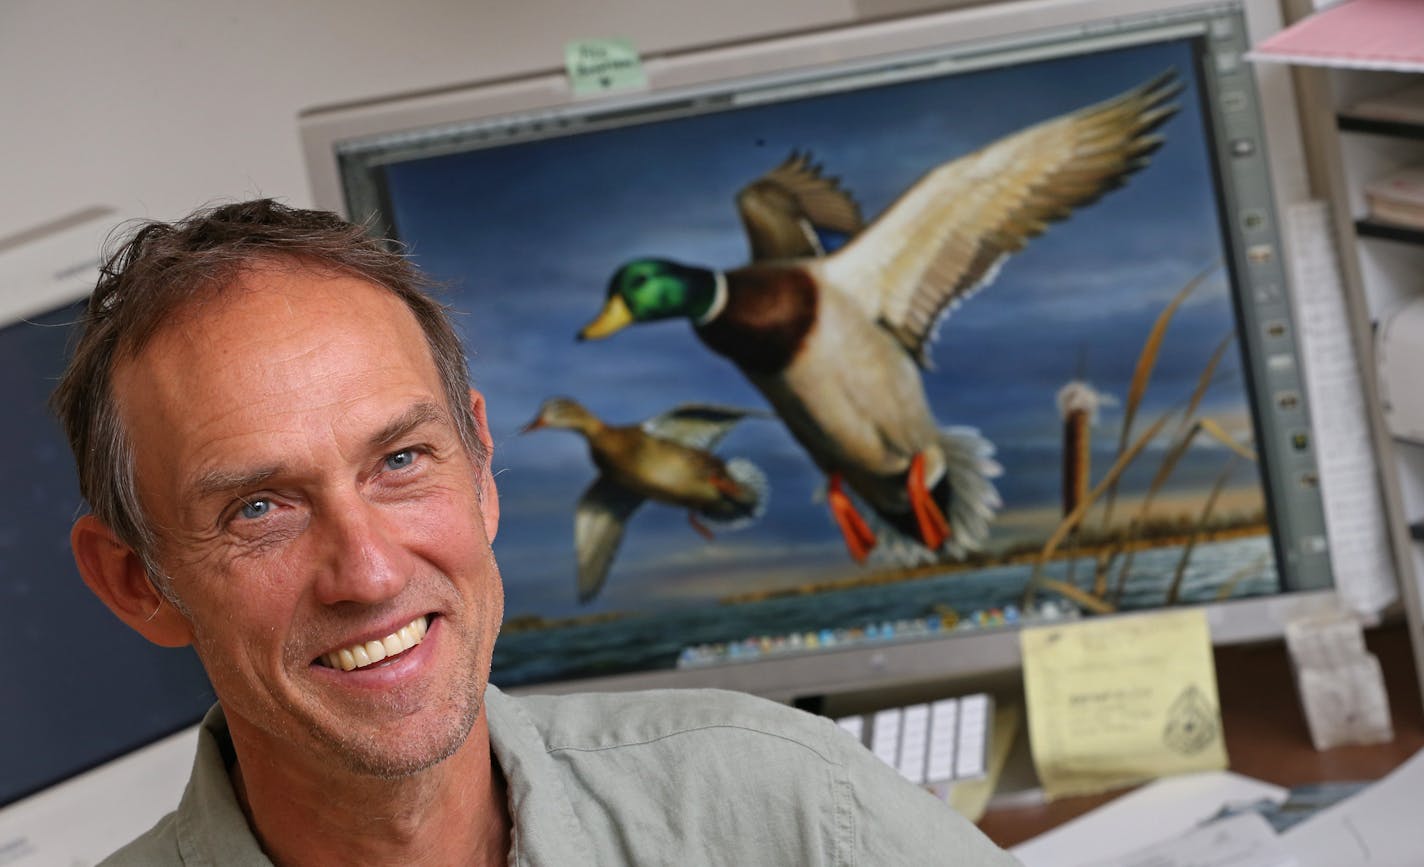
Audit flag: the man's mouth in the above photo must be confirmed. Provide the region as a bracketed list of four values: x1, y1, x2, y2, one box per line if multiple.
[318, 615, 431, 671]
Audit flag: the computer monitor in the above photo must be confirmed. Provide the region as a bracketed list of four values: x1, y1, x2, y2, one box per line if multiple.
[2, 0, 1335, 816]
[300, 0, 1336, 701]
[0, 216, 216, 810]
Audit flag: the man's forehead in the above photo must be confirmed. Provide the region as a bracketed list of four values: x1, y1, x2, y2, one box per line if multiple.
[169, 262, 404, 330]
[112, 266, 450, 484]
[120, 266, 428, 375]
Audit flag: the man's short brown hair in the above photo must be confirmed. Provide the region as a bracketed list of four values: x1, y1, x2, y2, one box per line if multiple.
[52, 199, 482, 593]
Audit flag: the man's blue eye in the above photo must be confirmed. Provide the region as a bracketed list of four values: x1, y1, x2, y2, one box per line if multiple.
[239, 499, 271, 520]
[385, 450, 416, 470]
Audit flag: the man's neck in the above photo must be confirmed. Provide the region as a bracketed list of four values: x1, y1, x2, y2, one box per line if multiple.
[228, 716, 511, 867]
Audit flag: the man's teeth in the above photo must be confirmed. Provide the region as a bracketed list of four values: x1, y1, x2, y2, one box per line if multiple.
[323, 616, 429, 671]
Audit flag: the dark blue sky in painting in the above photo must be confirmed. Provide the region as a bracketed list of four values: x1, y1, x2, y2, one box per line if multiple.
[380, 37, 1268, 621]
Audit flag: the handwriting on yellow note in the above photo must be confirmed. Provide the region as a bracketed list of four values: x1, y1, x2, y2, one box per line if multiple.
[1021, 608, 1227, 799]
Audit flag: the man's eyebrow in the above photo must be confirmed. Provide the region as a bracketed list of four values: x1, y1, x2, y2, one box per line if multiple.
[370, 400, 451, 450]
[191, 465, 283, 500]
[186, 403, 450, 501]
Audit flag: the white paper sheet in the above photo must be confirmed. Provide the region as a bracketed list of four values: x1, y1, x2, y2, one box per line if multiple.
[1285, 201, 1397, 614]
[1099, 813, 1297, 867]
[1012, 771, 1288, 867]
[1280, 747, 1424, 866]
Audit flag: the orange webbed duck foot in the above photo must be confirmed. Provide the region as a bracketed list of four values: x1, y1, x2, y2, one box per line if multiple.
[688, 513, 716, 541]
[907, 452, 951, 551]
[828, 474, 876, 563]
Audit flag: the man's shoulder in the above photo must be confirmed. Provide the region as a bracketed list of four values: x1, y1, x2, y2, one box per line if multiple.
[98, 812, 182, 866]
[506, 687, 845, 761]
[494, 686, 1020, 865]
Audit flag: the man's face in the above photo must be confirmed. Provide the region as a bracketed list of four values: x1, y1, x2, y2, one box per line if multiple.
[112, 264, 502, 778]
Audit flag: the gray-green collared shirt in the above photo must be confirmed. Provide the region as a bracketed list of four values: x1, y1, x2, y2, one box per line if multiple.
[103, 685, 1020, 866]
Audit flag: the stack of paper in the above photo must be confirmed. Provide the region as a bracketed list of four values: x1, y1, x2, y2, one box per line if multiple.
[1365, 167, 1424, 229]
[1347, 80, 1424, 125]
[1014, 748, 1424, 867]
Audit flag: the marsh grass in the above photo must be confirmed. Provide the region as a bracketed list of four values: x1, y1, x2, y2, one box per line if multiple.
[1025, 261, 1264, 613]
[1107, 333, 1234, 602]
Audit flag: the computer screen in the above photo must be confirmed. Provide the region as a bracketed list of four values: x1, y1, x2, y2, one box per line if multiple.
[0, 298, 215, 807]
[303, 0, 1334, 696]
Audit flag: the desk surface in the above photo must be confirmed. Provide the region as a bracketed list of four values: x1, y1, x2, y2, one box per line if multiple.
[977, 622, 1424, 849]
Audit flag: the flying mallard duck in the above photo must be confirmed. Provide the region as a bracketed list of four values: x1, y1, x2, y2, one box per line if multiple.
[577, 71, 1182, 565]
[521, 397, 769, 603]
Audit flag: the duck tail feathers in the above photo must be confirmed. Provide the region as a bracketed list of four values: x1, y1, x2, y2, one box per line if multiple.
[938, 426, 1003, 556]
[863, 508, 943, 568]
[856, 428, 1002, 566]
[701, 457, 769, 531]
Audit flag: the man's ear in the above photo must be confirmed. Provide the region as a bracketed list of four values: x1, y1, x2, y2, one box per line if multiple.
[469, 388, 500, 543]
[71, 515, 192, 647]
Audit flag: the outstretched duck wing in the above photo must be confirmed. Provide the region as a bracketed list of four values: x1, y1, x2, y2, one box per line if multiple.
[818, 70, 1181, 368]
[574, 477, 645, 604]
[641, 404, 770, 451]
[736, 151, 864, 262]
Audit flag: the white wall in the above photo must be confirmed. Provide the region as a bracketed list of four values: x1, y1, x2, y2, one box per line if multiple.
[0, 0, 857, 248]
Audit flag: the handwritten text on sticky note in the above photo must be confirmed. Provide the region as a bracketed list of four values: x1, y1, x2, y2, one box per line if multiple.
[565, 38, 647, 96]
[1021, 608, 1227, 799]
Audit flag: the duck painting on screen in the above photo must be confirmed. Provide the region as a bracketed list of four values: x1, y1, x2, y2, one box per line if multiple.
[380, 40, 1279, 687]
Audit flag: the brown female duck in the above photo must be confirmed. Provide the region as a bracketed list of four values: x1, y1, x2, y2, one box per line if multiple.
[522, 397, 768, 602]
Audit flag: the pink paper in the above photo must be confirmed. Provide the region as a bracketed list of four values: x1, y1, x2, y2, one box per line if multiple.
[1251, 0, 1424, 72]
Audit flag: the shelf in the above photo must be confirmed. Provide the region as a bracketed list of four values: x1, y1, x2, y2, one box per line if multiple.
[1338, 115, 1424, 141]
[1356, 219, 1424, 246]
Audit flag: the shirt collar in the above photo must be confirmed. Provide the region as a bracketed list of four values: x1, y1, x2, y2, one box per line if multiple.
[170, 688, 591, 866]
[484, 684, 593, 866]
[175, 705, 271, 866]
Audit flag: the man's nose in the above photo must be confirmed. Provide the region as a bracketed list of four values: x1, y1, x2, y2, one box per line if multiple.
[314, 497, 415, 606]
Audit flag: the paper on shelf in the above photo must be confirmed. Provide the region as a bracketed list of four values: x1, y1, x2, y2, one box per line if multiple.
[1364, 166, 1424, 229]
[1012, 771, 1289, 867]
[1347, 81, 1424, 126]
[1020, 609, 1228, 800]
[1285, 201, 1398, 614]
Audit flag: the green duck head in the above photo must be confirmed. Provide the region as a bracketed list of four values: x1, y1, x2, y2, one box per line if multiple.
[579, 258, 719, 341]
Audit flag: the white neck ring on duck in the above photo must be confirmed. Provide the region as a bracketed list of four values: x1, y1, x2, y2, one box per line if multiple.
[695, 271, 729, 327]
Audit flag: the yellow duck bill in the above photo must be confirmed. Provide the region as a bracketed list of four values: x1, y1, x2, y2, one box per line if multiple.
[578, 295, 634, 340]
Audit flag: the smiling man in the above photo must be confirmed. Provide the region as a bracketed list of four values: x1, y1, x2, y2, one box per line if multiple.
[53, 200, 1018, 866]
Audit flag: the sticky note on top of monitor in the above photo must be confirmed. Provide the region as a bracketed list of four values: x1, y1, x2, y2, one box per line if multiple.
[565, 38, 648, 96]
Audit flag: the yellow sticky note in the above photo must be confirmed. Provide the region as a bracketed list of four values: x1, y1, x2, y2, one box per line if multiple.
[1021, 609, 1227, 799]
[565, 38, 647, 96]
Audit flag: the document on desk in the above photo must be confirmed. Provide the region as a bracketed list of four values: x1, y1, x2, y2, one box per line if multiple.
[1013, 770, 1288, 867]
[1279, 746, 1424, 866]
[1099, 813, 1297, 867]
[1021, 609, 1227, 799]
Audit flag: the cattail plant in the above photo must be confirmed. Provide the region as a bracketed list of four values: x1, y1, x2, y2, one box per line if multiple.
[1056, 381, 1108, 524]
